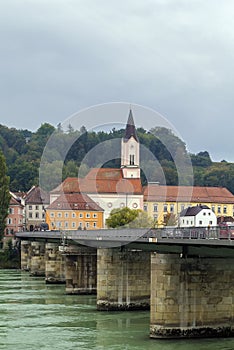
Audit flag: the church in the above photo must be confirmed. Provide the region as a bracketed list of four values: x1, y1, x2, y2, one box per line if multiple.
[45, 110, 234, 230]
[46, 110, 143, 229]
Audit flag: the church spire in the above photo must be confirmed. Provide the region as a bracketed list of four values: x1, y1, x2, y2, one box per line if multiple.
[121, 109, 140, 178]
[123, 109, 139, 142]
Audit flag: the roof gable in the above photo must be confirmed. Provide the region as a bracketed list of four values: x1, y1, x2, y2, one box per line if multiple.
[180, 205, 210, 217]
[25, 186, 49, 204]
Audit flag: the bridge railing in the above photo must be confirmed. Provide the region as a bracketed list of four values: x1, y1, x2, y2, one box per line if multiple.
[151, 226, 234, 240]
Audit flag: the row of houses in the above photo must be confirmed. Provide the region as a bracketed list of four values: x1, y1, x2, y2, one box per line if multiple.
[4, 110, 234, 238]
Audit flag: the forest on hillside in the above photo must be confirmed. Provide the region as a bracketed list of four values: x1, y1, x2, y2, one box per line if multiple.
[0, 122, 234, 194]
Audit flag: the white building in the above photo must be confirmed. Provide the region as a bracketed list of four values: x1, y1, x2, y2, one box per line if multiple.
[179, 205, 217, 228]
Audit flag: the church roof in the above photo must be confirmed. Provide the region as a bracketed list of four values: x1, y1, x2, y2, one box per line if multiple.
[51, 168, 142, 195]
[123, 109, 139, 142]
[143, 184, 234, 204]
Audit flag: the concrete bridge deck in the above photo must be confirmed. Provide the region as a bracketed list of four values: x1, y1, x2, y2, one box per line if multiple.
[16, 227, 234, 257]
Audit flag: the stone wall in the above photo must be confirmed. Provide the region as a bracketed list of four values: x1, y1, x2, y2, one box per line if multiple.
[97, 248, 151, 310]
[150, 253, 234, 338]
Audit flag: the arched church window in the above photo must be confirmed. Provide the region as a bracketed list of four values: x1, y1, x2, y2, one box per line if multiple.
[130, 154, 135, 165]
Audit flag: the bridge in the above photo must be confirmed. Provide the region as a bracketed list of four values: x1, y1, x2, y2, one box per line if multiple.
[16, 227, 234, 339]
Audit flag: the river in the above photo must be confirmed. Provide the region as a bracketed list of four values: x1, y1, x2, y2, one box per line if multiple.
[0, 270, 233, 350]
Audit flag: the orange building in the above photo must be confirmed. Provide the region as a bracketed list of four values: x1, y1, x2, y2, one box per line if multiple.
[45, 193, 104, 230]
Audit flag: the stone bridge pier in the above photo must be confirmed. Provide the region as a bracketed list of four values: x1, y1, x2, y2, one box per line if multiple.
[97, 247, 151, 310]
[150, 253, 234, 338]
[20, 240, 32, 271]
[63, 245, 97, 294]
[30, 241, 46, 277]
[45, 242, 66, 284]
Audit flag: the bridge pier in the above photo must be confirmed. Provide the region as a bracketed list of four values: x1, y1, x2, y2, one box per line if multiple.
[45, 242, 66, 284]
[30, 241, 46, 277]
[150, 253, 234, 339]
[20, 240, 32, 271]
[97, 248, 150, 311]
[64, 246, 97, 294]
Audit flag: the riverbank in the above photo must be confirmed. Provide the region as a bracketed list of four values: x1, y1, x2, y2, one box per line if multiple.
[0, 244, 20, 269]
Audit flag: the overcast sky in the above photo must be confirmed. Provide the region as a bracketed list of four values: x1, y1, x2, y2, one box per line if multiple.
[0, 0, 234, 162]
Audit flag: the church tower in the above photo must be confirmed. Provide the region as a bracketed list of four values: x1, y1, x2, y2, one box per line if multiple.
[121, 109, 140, 178]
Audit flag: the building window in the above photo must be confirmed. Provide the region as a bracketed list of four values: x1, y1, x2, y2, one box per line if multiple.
[65, 221, 69, 229]
[79, 213, 83, 218]
[29, 205, 32, 210]
[209, 221, 213, 225]
[50, 212, 55, 218]
[153, 204, 158, 212]
[72, 222, 76, 228]
[86, 213, 91, 218]
[86, 222, 89, 228]
[57, 212, 62, 218]
[223, 206, 227, 214]
[108, 202, 112, 208]
[9, 208, 14, 214]
[199, 220, 202, 225]
[65, 212, 69, 218]
[212, 206, 215, 212]
[143, 204, 147, 212]
[78, 222, 83, 229]
[56, 221, 61, 228]
[72, 212, 76, 218]
[170, 204, 174, 213]
[217, 206, 221, 214]
[181, 204, 185, 211]
[203, 212, 206, 216]
[93, 213, 97, 218]
[120, 202, 125, 208]
[132, 203, 138, 208]
[93, 222, 97, 228]
[35, 205, 39, 210]
[163, 204, 167, 213]
[29, 212, 32, 218]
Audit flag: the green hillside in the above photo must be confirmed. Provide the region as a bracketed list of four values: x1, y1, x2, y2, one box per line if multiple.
[0, 123, 233, 194]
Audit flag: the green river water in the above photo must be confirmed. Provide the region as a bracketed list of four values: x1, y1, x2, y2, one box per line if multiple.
[0, 270, 234, 350]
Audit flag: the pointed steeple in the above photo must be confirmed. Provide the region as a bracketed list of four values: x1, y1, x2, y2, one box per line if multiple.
[123, 109, 139, 142]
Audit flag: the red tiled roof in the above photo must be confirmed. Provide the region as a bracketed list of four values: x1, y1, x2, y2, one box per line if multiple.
[143, 185, 234, 204]
[25, 186, 50, 204]
[51, 169, 142, 195]
[47, 193, 104, 211]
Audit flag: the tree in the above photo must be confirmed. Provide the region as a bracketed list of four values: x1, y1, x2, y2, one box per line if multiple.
[163, 212, 177, 226]
[106, 207, 153, 228]
[0, 151, 11, 240]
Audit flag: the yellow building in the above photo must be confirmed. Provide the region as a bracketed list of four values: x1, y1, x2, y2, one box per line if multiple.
[45, 193, 104, 230]
[143, 184, 234, 226]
